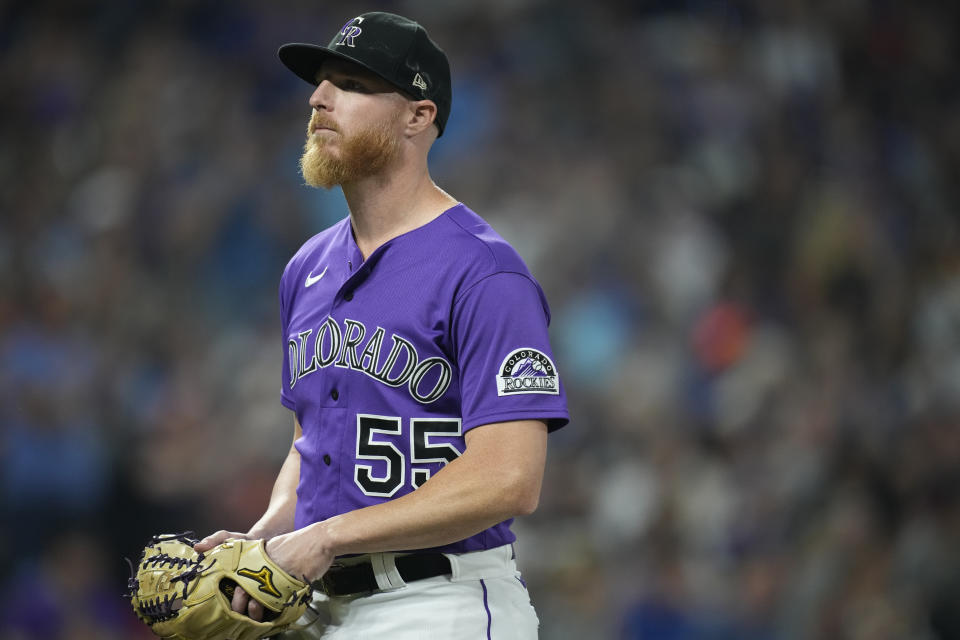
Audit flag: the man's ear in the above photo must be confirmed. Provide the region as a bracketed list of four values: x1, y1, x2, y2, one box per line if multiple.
[404, 99, 438, 136]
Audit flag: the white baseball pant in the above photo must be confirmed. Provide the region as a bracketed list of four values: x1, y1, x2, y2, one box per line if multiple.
[280, 544, 539, 639]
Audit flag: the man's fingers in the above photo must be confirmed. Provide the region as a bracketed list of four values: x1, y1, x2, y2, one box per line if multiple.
[194, 531, 265, 621]
[228, 585, 264, 621]
[194, 530, 235, 552]
[231, 584, 251, 615]
[247, 598, 265, 622]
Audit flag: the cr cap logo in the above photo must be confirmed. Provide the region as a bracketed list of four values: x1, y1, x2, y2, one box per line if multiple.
[237, 566, 282, 598]
[337, 16, 364, 47]
[496, 348, 560, 396]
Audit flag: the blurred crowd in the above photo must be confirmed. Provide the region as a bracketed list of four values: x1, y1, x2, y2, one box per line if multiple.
[1, 0, 958, 638]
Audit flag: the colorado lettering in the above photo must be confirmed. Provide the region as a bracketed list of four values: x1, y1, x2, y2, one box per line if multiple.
[288, 317, 452, 404]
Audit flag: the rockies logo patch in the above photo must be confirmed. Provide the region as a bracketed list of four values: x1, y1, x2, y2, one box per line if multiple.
[496, 348, 559, 396]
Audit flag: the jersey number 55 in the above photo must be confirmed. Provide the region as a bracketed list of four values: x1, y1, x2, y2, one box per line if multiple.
[354, 415, 463, 497]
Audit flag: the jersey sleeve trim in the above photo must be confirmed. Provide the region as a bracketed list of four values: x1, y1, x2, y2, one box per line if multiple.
[462, 409, 570, 433]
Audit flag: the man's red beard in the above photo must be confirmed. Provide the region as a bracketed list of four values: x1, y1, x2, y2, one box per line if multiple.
[300, 112, 402, 189]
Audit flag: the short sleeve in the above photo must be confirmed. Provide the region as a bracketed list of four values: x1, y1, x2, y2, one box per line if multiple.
[453, 272, 569, 432]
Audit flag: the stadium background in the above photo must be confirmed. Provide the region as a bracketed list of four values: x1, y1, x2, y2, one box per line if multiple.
[1, 0, 958, 638]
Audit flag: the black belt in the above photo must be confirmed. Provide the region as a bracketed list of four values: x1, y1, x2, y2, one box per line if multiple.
[313, 553, 451, 597]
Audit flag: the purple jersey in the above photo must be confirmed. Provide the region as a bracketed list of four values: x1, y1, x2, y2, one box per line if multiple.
[279, 203, 569, 554]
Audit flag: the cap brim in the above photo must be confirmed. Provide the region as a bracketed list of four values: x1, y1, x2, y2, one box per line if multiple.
[278, 43, 400, 93]
[277, 41, 445, 136]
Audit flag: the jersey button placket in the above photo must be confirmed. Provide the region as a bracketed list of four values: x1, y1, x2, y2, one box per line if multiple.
[330, 389, 339, 401]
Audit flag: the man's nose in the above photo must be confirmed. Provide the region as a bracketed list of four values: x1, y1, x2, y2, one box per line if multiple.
[309, 79, 336, 111]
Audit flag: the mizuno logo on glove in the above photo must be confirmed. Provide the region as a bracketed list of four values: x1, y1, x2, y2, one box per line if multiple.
[238, 566, 282, 598]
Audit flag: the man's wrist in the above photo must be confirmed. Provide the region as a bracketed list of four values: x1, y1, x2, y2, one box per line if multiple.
[310, 518, 344, 558]
[247, 523, 284, 540]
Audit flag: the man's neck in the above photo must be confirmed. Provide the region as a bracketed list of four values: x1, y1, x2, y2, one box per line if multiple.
[343, 158, 458, 260]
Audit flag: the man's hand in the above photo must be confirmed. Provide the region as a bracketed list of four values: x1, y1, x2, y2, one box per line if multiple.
[192, 526, 333, 619]
[266, 523, 335, 583]
[194, 530, 267, 621]
[194, 529, 251, 553]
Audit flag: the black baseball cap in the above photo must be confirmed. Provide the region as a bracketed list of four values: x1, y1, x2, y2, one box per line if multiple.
[278, 12, 452, 136]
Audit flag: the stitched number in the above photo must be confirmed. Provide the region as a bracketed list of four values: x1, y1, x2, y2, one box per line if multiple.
[354, 416, 463, 496]
[355, 415, 405, 497]
[411, 419, 462, 488]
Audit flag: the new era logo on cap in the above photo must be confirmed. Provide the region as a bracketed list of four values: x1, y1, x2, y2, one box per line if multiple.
[278, 12, 452, 136]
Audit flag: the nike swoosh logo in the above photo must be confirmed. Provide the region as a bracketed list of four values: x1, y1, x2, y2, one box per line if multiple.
[305, 266, 328, 287]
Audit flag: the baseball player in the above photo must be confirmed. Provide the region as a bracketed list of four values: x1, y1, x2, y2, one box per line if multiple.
[195, 11, 569, 639]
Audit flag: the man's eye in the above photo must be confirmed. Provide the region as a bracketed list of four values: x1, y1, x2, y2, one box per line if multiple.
[342, 80, 367, 92]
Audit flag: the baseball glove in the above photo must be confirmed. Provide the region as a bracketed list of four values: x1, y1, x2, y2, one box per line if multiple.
[127, 532, 313, 640]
